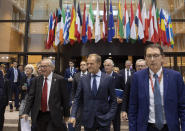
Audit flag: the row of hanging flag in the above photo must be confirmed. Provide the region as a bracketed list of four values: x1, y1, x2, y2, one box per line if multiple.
[45, 0, 174, 49]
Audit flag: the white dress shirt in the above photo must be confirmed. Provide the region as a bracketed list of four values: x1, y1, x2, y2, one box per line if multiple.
[43, 72, 53, 111]
[90, 70, 101, 90]
[148, 67, 166, 124]
[13, 67, 18, 82]
[125, 68, 131, 83]
[80, 71, 88, 77]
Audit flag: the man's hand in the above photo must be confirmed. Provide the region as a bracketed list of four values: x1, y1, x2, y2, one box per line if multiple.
[117, 98, 123, 104]
[121, 111, 128, 120]
[68, 77, 73, 82]
[64, 117, 69, 123]
[69, 117, 76, 127]
[21, 114, 29, 121]
[22, 86, 27, 90]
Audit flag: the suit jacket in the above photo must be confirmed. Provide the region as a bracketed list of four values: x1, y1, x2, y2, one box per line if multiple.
[119, 68, 134, 85]
[0, 71, 4, 106]
[64, 67, 77, 88]
[72, 72, 82, 100]
[71, 72, 117, 128]
[129, 68, 185, 131]
[7, 67, 21, 85]
[23, 73, 70, 128]
[122, 76, 132, 112]
[112, 72, 125, 91]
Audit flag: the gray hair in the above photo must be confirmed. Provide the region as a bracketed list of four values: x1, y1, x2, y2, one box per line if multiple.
[25, 64, 34, 73]
[104, 59, 114, 66]
[41, 59, 55, 70]
[136, 59, 146, 65]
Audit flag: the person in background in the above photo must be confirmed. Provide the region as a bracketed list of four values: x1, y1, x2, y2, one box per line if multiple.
[22, 59, 70, 131]
[71, 60, 88, 131]
[36, 62, 42, 76]
[70, 54, 117, 131]
[18, 64, 35, 131]
[7, 61, 21, 112]
[113, 67, 120, 74]
[129, 44, 185, 131]
[64, 60, 77, 105]
[122, 59, 147, 120]
[0, 65, 11, 131]
[104, 59, 124, 131]
[119, 60, 135, 85]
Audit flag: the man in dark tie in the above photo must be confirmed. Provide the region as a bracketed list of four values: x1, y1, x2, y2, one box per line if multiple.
[129, 44, 185, 131]
[122, 59, 147, 120]
[64, 60, 77, 105]
[7, 61, 21, 111]
[119, 60, 135, 85]
[71, 60, 88, 131]
[22, 59, 70, 131]
[103, 59, 124, 131]
[70, 54, 117, 131]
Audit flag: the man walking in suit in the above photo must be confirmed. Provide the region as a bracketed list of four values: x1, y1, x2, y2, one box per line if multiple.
[103, 59, 124, 131]
[64, 60, 77, 105]
[122, 59, 147, 120]
[119, 60, 134, 85]
[22, 59, 70, 131]
[129, 44, 185, 131]
[7, 61, 21, 111]
[71, 60, 88, 131]
[70, 54, 117, 131]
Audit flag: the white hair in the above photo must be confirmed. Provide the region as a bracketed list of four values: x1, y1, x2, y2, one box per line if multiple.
[104, 59, 114, 66]
[25, 64, 35, 74]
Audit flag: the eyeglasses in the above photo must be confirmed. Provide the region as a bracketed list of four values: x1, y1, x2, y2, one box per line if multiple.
[146, 54, 161, 59]
[40, 65, 49, 68]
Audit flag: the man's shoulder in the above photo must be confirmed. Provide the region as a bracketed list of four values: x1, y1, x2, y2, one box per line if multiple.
[53, 73, 64, 80]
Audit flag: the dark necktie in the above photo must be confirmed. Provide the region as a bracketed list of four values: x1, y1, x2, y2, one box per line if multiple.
[153, 74, 163, 130]
[92, 75, 97, 96]
[41, 78, 48, 112]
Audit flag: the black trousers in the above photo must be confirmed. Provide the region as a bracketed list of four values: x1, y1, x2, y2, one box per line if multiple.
[74, 107, 82, 131]
[35, 111, 67, 131]
[0, 106, 6, 131]
[84, 118, 110, 131]
[10, 82, 20, 109]
[147, 123, 168, 131]
[112, 104, 121, 131]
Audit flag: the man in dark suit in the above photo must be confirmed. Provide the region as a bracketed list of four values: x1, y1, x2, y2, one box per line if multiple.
[7, 61, 21, 111]
[22, 59, 70, 131]
[103, 59, 124, 131]
[129, 44, 185, 131]
[0, 71, 5, 131]
[71, 60, 88, 131]
[119, 60, 134, 85]
[64, 60, 77, 105]
[70, 54, 117, 131]
[122, 59, 147, 120]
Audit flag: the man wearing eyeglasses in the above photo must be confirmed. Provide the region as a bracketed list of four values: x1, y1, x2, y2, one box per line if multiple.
[22, 59, 70, 131]
[129, 44, 185, 131]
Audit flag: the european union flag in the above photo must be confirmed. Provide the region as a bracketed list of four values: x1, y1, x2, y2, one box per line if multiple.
[108, 0, 115, 43]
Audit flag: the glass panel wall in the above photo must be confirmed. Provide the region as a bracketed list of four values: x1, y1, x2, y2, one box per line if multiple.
[0, 0, 26, 20]
[0, 22, 24, 52]
[28, 22, 55, 52]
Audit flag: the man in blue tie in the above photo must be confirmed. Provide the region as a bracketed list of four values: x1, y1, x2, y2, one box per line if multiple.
[70, 54, 117, 131]
[129, 44, 185, 131]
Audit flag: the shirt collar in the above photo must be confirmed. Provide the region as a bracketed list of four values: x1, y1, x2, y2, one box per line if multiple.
[106, 71, 113, 76]
[44, 72, 53, 80]
[91, 70, 101, 77]
[149, 67, 162, 78]
[81, 71, 88, 75]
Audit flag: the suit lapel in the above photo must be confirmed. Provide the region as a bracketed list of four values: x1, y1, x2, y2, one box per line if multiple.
[144, 68, 150, 106]
[86, 73, 92, 95]
[96, 72, 105, 96]
[38, 76, 44, 102]
[163, 68, 168, 101]
[49, 73, 56, 102]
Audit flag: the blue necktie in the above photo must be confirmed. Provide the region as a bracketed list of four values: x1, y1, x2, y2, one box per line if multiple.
[92, 75, 97, 96]
[153, 74, 164, 130]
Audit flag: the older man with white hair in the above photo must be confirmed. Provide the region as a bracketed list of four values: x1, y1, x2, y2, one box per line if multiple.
[22, 59, 70, 131]
[104, 59, 124, 131]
